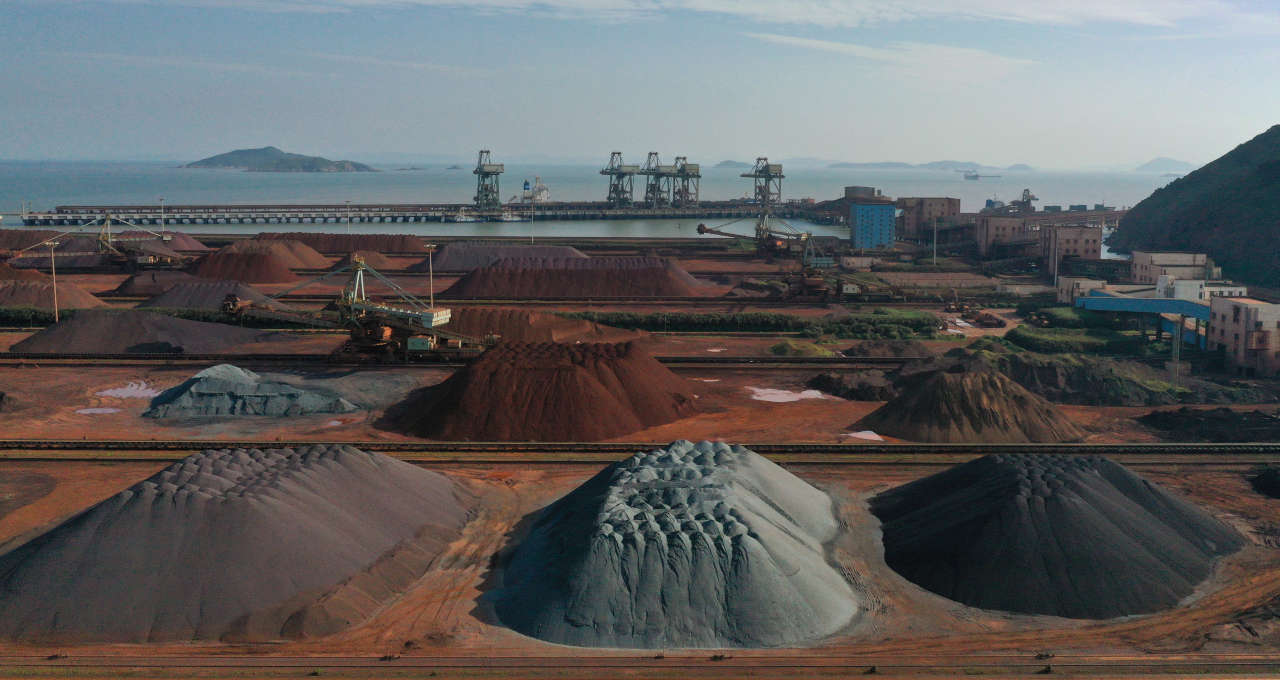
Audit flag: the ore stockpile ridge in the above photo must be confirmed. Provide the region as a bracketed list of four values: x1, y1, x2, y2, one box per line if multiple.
[388, 341, 699, 441]
[258, 232, 426, 253]
[0, 280, 105, 311]
[855, 366, 1085, 443]
[442, 256, 702, 297]
[141, 280, 287, 311]
[418, 242, 587, 271]
[194, 250, 299, 283]
[113, 271, 202, 296]
[0, 445, 474, 642]
[145, 364, 357, 417]
[494, 440, 858, 648]
[445, 308, 642, 344]
[9, 310, 272, 354]
[871, 453, 1244, 619]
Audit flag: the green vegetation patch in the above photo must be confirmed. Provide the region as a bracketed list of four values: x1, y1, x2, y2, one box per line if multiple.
[560, 309, 942, 340]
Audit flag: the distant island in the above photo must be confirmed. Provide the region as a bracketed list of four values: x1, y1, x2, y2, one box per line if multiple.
[714, 160, 751, 168]
[1135, 157, 1197, 173]
[1110, 125, 1280, 288]
[828, 160, 1034, 172]
[184, 146, 377, 173]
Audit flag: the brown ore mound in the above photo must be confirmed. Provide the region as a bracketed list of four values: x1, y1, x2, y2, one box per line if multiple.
[141, 280, 286, 311]
[419, 242, 587, 271]
[259, 232, 426, 253]
[446, 308, 642, 344]
[221, 239, 330, 269]
[856, 365, 1085, 443]
[112, 271, 201, 296]
[0, 280, 105, 311]
[10, 310, 276, 354]
[0, 263, 47, 281]
[0, 229, 59, 251]
[443, 256, 701, 297]
[118, 230, 211, 252]
[389, 341, 700, 441]
[0, 445, 474, 642]
[195, 251, 299, 283]
[335, 250, 395, 270]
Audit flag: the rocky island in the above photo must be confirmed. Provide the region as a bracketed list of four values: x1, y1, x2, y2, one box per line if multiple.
[184, 146, 377, 172]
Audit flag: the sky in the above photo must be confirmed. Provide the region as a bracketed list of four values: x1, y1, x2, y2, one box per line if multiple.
[2, 0, 1279, 168]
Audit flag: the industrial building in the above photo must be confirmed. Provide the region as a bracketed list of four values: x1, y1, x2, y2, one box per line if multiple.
[848, 187, 897, 250]
[1040, 224, 1103, 280]
[1131, 252, 1218, 284]
[1208, 297, 1280, 377]
[895, 197, 960, 241]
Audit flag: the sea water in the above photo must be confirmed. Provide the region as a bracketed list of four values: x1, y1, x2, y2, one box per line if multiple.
[0, 161, 1172, 240]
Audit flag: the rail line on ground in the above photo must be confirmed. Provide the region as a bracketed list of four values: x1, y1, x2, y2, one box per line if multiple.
[0, 352, 921, 369]
[1, 440, 1275, 466]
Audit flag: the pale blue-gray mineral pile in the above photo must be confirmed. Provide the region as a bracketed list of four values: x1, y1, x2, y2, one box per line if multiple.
[493, 440, 858, 648]
[144, 364, 356, 417]
[0, 445, 475, 642]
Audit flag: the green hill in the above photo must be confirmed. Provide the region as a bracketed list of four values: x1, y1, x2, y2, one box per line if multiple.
[1108, 125, 1280, 288]
[184, 146, 376, 172]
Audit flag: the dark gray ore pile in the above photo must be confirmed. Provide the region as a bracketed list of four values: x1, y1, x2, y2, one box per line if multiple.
[0, 445, 474, 642]
[493, 440, 857, 648]
[871, 453, 1243, 619]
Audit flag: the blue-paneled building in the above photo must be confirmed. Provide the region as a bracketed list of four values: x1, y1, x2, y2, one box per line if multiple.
[850, 201, 897, 250]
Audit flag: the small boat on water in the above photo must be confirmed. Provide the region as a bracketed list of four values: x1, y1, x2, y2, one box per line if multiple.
[491, 210, 531, 223]
[443, 210, 482, 223]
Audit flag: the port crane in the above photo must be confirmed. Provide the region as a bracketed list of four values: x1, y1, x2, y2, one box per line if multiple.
[222, 253, 496, 361]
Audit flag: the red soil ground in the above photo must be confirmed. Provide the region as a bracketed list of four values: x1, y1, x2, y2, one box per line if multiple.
[443, 257, 707, 298]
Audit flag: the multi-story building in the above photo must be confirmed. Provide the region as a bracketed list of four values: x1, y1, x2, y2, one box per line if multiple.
[895, 197, 960, 241]
[1208, 297, 1280, 377]
[1131, 252, 1217, 284]
[1156, 276, 1248, 301]
[975, 215, 1032, 257]
[848, 187, 896, 250]
[1040, 224, 1103, 280]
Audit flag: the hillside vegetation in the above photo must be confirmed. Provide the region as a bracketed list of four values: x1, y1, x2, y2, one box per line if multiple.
[1108, 125, 1280, 287]
[185, 146, 376, 172]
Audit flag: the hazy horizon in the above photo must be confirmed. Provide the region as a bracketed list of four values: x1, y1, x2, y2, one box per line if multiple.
[4, 1, 1278, 169]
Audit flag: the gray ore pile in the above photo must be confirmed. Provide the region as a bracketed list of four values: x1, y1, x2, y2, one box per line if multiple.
[145, 364, 356, 417]
[494, 440, 857, 648]
[0, 445, 474, 642]
[871, 454, 1243, 619]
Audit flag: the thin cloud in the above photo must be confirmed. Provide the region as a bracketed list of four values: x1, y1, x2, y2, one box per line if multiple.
[24, 0, 1278, 30]
[50, 51, 317, 77]
[744, 32, 1034, 84]
[302, 53, 496, 77]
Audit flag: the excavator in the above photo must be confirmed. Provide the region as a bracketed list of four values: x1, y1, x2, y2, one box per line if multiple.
[221, 254, 497, 362]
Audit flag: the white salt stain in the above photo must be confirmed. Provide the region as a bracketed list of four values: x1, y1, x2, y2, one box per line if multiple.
[324, 420, 344, 428]
[843, 430, 884, 441]
[96, 381, 162, 399]
[744, 387, 828, 403]
[76, 408, 122, 415]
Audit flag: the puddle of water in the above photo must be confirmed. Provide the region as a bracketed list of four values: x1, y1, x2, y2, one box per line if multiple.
[96, 381, 162, 399]
[76, 408, 122, 415]
[706, 348, 727, 353]
[843, 430, 884, 441]
[692, 378, 721, 383]
[744, 387, 827, 403]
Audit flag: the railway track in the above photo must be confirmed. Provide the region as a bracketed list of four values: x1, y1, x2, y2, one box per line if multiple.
[2, 440, 1276, 465]
[0, 352, 919, 369]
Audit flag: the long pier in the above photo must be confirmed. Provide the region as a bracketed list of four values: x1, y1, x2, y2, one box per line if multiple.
[19, 200, 794, 227]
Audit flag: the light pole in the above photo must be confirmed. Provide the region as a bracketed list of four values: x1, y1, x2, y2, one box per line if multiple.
[48, 239, 60, 323]
[425, 243, 436, 309]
